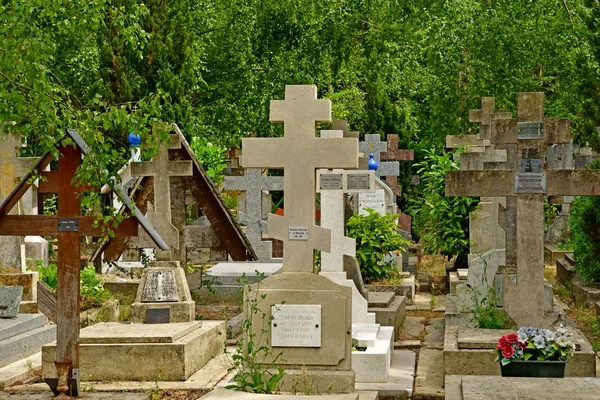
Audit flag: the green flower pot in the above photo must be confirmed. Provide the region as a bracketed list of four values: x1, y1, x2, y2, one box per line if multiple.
[500, 360, 567, 378]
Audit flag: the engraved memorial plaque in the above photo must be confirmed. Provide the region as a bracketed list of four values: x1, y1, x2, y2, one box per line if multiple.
[515, 173, 546, 194]
[319, 173, 343, 190]
[146, 308, 170, 324]
[271, 304, 322, 347]
[288, 226, 309, 241]
[347, 173, 371, 190]
[517, 122, 544, 140]
[141, 270, 179, 302]
[520, 158, 542, 173]
[358, 190, 386, 215]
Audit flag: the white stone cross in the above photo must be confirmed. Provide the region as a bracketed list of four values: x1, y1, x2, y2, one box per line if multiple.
[241, 85, 358, 273]
[131, 134, 193, 258]
[224, 168, 283, 259]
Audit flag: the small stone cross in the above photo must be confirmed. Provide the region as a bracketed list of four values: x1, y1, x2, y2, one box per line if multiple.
[224, 168, 283, 259]
[241, 85, 358, 273]
[358, 134, 399, 179]
[131, 134, 193, 259]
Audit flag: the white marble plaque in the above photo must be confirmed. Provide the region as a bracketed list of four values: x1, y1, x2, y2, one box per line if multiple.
[347, 173, 371, 190]
[288, 226, 309, 241]
[515, 173, 546, 194]
[319, 173, 343, 190]
[271, 304, 322, 347]
[358, 190, 386, 215]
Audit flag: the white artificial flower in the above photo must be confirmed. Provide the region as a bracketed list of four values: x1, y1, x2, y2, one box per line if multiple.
[533, 335, 546, 349]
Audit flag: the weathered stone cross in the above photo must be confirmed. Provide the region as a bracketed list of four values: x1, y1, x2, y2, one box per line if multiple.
[224, 168, 283, 259]
[131, 135, 193, 260]
[241, 85, 358, 272]
[447, 92, 600, 327]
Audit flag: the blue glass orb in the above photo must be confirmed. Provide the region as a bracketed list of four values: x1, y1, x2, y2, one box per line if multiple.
[128, 132, 141, 146]
[368, 153, 378, 170]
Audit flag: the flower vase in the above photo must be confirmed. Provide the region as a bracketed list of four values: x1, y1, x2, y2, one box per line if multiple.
[500, 360, 567, 378]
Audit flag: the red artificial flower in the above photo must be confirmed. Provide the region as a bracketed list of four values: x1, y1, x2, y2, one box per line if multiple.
[502, 345, 515, 359]
[505, 333, 518, 345]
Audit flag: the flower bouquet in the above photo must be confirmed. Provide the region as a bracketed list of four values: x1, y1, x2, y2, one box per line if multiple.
[495, 326, 575, 377]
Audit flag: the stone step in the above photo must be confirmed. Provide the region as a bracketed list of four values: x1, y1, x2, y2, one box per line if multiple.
[0, 351, 41, 389]
[355, 349, 416, 399]
[414, 349, 444, 399]
[369, 295, 406, 338]
[445, 375, 600, 400]
[0, 313, 45, 341]
[368, 291, 394, 308]
[0, 324, 56, 369]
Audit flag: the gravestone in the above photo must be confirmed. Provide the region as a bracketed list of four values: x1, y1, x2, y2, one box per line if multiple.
[240, 85, 358, 392]
[129, 133, 196, 323]
[358, 135, 400, 197]
[0, 285, 23, 318]
[446, 98, 512, 310]
[317, 163, 376, 324]
[446, 92, 600, 327]
[224, 168, 283, 260]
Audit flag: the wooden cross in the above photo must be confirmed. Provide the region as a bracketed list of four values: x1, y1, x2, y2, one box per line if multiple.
[446, 92, 600, 327]
[131, 134, 193, 260]
[0, 129, 166, 397]
[241, 85, 358, 273]
[224, 168, 283, 259]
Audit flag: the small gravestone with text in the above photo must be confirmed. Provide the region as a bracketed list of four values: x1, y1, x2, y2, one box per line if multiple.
[0, 286, 23, 318]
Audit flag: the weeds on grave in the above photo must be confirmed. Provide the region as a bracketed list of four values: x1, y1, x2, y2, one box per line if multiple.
[225, 272, 285, 393]
[458, 256, 512, 329]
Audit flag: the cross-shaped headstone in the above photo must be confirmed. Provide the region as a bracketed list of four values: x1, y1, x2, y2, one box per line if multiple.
[131, 135, 193, 260]
[241, 85, 358, 272]
[379, 134, 414, 198]
[446, 92, 600, 327]
[224, 168, 283, 259]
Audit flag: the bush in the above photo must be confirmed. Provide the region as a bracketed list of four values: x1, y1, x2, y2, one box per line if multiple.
[570, 195, 600, 283]
[346, 209, 410, 282]
[406, 148, 478, 266]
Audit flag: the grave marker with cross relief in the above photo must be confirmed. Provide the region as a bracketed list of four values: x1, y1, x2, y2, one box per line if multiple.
[446, 92, 600, 327]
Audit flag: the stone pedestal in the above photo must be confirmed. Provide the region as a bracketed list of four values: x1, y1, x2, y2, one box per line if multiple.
[130, 261, 195, 323]
[246, 273, 355, 393]
[42, 321, 225, 381]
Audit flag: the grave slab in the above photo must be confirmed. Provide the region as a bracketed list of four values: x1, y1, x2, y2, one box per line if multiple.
[42, 321, 226, 382]
[355, 349, 416, 399]
[368, 295, 406, 337]
[0, 317, 56, 369]
[414, 349, 444, 399]
[424, 318, 445, 350]
[445, 375, 600, 400]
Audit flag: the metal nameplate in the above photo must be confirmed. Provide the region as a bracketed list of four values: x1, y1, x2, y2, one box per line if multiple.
[347, 173, 371, 190]
[271, 304, 322, 347]
[288, 226, 309, 241]
[319, 173, 343, 190]
[58, 218, 79, 232]
[517, 122, 544, 140]
[515, 173, 546, 194]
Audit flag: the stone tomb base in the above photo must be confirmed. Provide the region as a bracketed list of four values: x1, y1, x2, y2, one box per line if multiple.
[445, 375, 600, 400]
[42, 321, 226, 381]
[443, 326, 596, 378]
[247, 273, 355, 393]
[0, 271, 38, 313]
[130, 261, 195, 323]
[367, 292, 406, 338]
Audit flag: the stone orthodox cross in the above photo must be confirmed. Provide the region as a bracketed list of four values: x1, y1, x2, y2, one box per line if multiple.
[241, 85, 358, 272]
[131, 135, 193, 260]
[224, 168, 283, 259]
[446, 92, 600, 327]
[380, 134, 414, 197]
